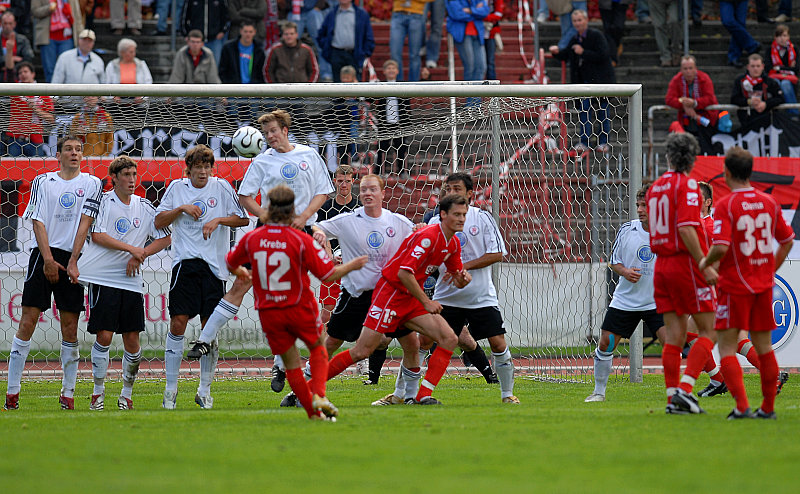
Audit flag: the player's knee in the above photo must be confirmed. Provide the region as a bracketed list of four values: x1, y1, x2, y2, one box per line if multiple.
[488, 335, 507, 353]
[595, 347, 613, 361]
[439, 330, 458, 350]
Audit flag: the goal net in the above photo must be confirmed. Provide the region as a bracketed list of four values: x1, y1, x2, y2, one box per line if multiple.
[0, 82, 642, 384]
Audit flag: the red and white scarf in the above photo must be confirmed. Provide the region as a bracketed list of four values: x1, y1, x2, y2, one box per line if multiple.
[681, 76, 699, 100]
[769, 40, 798, 84]
[742, 74, 764, 98]
[50, 0, 72, 33]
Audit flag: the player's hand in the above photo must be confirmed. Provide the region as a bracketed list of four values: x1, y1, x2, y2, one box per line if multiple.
[126, 258, 142, 277]
[128, 246, 146, 263]
[548, 45, 559, 55]
[623, 267, 642, 283]
[202, 218, 220, 239]
[572, 44, 584, 55]
[348, 255, 368, 271]
[43, 258, 65, 284]
[313, 230, 327, 244]
[67, 258, 80, 284]
[182, 204, 203, 220]
[232, 266, 252, 282]
[423, 299, 443, 314]
[702, 265, 718, 285]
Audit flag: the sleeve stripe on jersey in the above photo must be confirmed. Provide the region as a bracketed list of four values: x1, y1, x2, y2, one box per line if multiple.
[23, 175, 46, 219]
[676, 221, 700, 227]
[399, 265, 415, 273]
[220, 179, 248, 217]
[713, 239, 731, 246]
[478, 210, 505, 254]
[610, 221, 633, 262]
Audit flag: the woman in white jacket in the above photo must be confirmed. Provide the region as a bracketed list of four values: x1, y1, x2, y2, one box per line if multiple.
[105, 38, 153, 84]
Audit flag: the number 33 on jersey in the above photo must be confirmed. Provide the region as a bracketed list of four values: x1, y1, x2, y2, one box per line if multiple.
[226, 225, 336, 309]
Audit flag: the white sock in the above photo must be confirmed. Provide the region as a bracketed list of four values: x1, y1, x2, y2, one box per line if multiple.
[165, 332, 184, 393]
[493, 348, 515, 398]
[418, 349, 429, 372]
[60, 340, 79, 398]
[121, 349, 141, 399]
[198, 301, 238, 344]
[393, 367, 405, 399]
[303, 361, 312, 379]
[91, 341, 110, 395]
[593, 348, 613, 396]
[401, 364, 422, 400]
[198, 340, 218, 397]
[274, 354, 285, 371]
[7, 337, 31, 395]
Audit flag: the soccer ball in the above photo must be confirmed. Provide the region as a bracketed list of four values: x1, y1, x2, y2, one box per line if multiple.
[232, 126, 265, 158]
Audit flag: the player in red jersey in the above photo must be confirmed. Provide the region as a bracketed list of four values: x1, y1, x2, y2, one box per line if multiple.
[324, 194, 473, 405]
[699, 147, 794, 419]
[226, 185, 367, 420]
[646, 133, 719, 415]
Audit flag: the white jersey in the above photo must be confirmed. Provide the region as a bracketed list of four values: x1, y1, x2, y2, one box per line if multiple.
[430, 205, 507, 308]
[156, 177, 248, 280]
[23, 171, 103, 252]
[608, 219, 656, 311]
[316, 207, 414, 297]
[77, 191, 171, 293]
[238, 143, 334, 225]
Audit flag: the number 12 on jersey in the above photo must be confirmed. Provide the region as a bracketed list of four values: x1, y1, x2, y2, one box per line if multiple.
[254, 251, 291, 291]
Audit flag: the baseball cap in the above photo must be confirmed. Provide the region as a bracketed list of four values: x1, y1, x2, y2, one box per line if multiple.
[79, 29, 96, 40]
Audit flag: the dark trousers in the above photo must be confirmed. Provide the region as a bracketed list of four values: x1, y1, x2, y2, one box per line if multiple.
[600, 4, 627, 63]
[330, 48, 360, 82]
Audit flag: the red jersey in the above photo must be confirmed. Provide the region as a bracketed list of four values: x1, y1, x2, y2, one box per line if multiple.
[8, 95, 54, 143]
[226, 225, 336, 310]
[712, 188, 794, 294]
[646, 171, 708, 257]
[381, 223, 463, 292]
[702, 215, 714, 245]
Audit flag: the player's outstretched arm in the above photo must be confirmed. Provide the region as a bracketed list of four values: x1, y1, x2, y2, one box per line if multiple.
[609, 262, 641, 283]
[321, 255, 368, 283]
[126, 236, 172, 277]
[442, 269, 472, 288]
[238, 194, 266, 219]
[699, 244, 728, 271]
[463, 252, 503, 271]
[202, 214, 250, 240]
[154, 204, 203, 229]
[292, 193, 328, 230]
[67, 213, 95, 283]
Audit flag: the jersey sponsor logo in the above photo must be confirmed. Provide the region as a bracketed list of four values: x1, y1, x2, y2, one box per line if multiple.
[469, 225, 480, 236]
[411, 245, 425, 258]
[132, 217, 141, 228]
[716, 304, 729, 320]
[207, 197, 218, 208]
[455, 231, 467, 247]
[423, 275, 436, 290]
[421, 238, 431, 248]
[697, 287, 713, 301]
[59, 192, 77, 209]
[686, 192, 699, 206]
[713, 219, 722, 235]
[386, 226, 396, 237]
[280, 163, 299, 180]
[636, 245, 655, 263]
[772, 274, 798, 349]
[299, 161, 309, 171]
[192, 200, 207, 218]
[367, 231, 384, 249]
[114, 217, 132, 235]
[368, 305, 383, 320]
[75, 188, 85, 197]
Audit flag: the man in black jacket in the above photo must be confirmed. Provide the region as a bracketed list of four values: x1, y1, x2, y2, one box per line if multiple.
[180, 0, 230, 65]
[549, 9, 616, 153]
[731, 54, 785, 127]
[219, 21, 265, 84]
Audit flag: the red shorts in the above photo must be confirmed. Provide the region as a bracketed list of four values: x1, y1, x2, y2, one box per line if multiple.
[653, 254, 716, 316]
[715, 288, 775, 332]
[319, 279, 341, 307]
[258, 304, 323, 356]
[363, 278, 429, 334]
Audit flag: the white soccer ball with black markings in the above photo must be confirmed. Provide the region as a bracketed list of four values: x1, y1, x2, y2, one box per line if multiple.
[232, 126, 265, 158]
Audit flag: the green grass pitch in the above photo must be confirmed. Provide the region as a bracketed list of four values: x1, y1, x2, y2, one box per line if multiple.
[2, 375, 799, 493]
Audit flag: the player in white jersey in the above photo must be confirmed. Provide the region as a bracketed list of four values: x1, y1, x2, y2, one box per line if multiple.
[427, 173, 519, 404]
[66, 156, 172, 410]
[186, 109, 334, 395]
[4, 136, 102, 411]
[154, 145, 249, 409]
[585, 185, 665, 403]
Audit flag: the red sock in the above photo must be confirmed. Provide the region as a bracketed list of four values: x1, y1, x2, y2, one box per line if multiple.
[707, 360, 725, 383]
[685, 332, 698, 346]
[326, 349, 354, 380]
[758, 350, 779, 414]
[679, 337, 713, 393]
[720, 355, 749, 412]
[286, 368, 315, 418]
[309, 345, 329, 398]
[662, 344, 682, 400]
[738, 339, 761, 369]
[415, 347, 453, 401]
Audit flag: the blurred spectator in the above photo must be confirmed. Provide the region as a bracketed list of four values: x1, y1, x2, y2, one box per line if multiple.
[599, 0, 628, 65]
[69, 95, 113, 156]
[264, 21, 318, 83]
[536, 0, 548, 23]
[390, 0, 429, 81]
[287, 0, 330, 80]
[218, 20, 265, 83]
[264, 0, 280, 48]
[374, 59, 409, 176]
[110, 0, 141, 35]
[52, 28, 105, 83]
[105, 37, 153, 84]
[317, 0, 374, 82]
[152, 0, 184, 35]
[1, 11, 34, 65]
[665, 55, 719, 150]
[227, 0, 266, 46]
[551, 0, 587, 51]
[636, 0, 650, 23]
[1, 24, 14, 80]
[720, 0, 761, 68]
[422, 0, 444, 68]
[446, 0, 489, 82]
[8, 0, 33, 39]
[483, 0, 502, 80]
[2, 61, 54, 157]
[691, 0, 703, 26]
[765, 24, 798, 113]
[168, 28, 221, 83]
[755, 0, 775, 23]
[32, 0, 75, 82]
[731, 53, 785, 126]
[774, 0, 792, 23]
[650, 0, 680, 67]
[180, 0, 229, 65]
[549, 9, 615, 152]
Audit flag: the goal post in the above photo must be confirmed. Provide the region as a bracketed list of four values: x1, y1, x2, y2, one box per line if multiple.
[0, 82, 643, 383]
